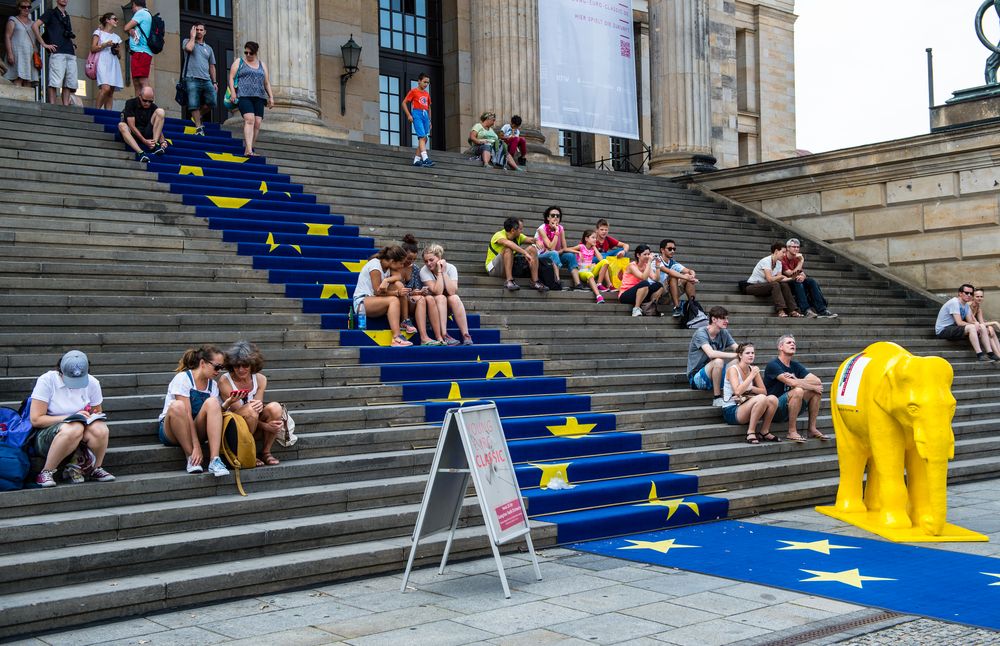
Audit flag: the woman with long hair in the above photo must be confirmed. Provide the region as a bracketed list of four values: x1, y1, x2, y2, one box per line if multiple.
[722, 343, 780, 444]
[352, 245, 413, 347]
[421, 243, 473, 345]
[90, 12, 123, 110]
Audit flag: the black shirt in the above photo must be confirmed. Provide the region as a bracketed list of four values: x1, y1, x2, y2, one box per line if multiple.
[39, 8, 75, 55]
[121, 98, 157, 131]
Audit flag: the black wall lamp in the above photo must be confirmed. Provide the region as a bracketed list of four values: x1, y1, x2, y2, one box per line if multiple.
[340, 34, 362, 116]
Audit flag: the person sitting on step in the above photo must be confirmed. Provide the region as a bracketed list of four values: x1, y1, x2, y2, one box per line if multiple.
[157, 345, 236, 476]
[219, 341, 284, 466]
[570, 229, 606, 304]
[533, 206, 579, 290]
[388, 234, 423, 340]
[934, 283, 997, 362]
[971, 288, 1000, 360]
[353, 244, 414, 347]
[722, 342, 780, 443]
[686, 306, 738, 407]
[421, 243, 474, 345]
[469, 111, 519, 170]
[617, 244, 663, 316]
[29, 350, 116, 487]
[654, 238, 699, 318]
[763, 334, 827, 443]
[780, 238, 837, 318]
[486, 216, 548, 293]
[592, 218, 629, 290]
[500, 114, 527, 166]
[745, 241, 801, 318]
[117, 86, 168, 164]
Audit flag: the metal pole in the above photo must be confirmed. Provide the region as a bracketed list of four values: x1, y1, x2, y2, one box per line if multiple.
[926, 48, 935, 109]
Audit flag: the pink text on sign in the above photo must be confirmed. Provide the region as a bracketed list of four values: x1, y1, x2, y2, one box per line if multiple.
[495, 499, 525, 531]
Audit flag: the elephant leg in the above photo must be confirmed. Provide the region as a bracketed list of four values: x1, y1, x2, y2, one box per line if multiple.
[832, 409, 869, 513]
[868, 417, 912, 529]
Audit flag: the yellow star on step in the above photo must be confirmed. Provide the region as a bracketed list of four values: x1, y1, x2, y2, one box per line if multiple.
[264, 233, 300, 254]
[207, 152, 248, 163]
[428, 382, 479, 405]
[341, 260, 367, 273]
[799, 568, 895, 589]
[619, 538, 699, 554]
[178, 165, 204, 176]
[305, 223, 332, 236]
[527, 462, 572, 489]
[319, 284, 347, 299]
[484, 361, 513, 380]
[546, 416, 597, 438]
[207, 196, 251, 209]
[982, 572, 1000, 586]
[259, 180, 268, 194]
[363, 330, 413, 346]
[777, 540, 859, 556]
[183, 126, 197, 135]
[639, 482, 700, 520]
[284, 191, 292, 198]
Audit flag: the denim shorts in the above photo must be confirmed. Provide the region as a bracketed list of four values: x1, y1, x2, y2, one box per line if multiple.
[773, 392, 790, 423]
[411, 109, 430, 138]
[185, 77, 216, 110]
[157, 418, 178, 447]
[722, 404, 740, 425]
[688, 366, 712, 391]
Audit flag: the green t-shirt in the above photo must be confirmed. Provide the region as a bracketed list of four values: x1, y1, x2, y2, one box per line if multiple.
[486, 229, 527, 271]
[473, 122, 499, 145]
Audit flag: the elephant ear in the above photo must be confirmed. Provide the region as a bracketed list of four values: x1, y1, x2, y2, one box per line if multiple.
[873, 354, 905, 415]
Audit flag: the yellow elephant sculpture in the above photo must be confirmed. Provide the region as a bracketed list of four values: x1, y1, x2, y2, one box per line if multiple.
[816, 341, 987, 542]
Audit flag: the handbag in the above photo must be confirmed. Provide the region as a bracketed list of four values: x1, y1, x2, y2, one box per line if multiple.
[174, 44, 190, 108]
[223, 58, 243, 110]
[275, 403, 297, 447]
[32, 51, 42, 70]
[84, 49, 99, 81]
[220, 411, 256, 497]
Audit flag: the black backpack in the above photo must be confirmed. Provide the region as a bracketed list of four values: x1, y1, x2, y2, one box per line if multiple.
[537, 255, 562, 291]
[136, 12, 165, 54]
[678, 297, 709, 329]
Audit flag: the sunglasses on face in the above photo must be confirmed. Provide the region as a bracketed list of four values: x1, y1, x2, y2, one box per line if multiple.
[209, 362, 225, 370]
[962, 291, 974, 296]
[244, 50, 253, 55]
[665, 247, 676, 251]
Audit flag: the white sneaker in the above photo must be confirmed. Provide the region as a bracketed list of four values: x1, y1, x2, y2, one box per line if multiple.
[186, 457, 204, 474]
[207, 457, 230, 477]
[712, 397, 726, 407]
[631, 307, 643, 317]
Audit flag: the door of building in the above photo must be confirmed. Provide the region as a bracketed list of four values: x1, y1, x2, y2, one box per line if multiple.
[378, 0, 443, 149]
[179, 0, 233, 125]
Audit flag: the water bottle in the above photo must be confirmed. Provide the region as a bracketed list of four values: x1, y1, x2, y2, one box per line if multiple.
[357, 302, 367, 330]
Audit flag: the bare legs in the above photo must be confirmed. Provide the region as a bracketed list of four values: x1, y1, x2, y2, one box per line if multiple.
[242, 113, 263, 156]
[41, 421, 111, 472]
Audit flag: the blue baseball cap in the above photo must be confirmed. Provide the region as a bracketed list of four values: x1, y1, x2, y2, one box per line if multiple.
[59, 350, 90, 389]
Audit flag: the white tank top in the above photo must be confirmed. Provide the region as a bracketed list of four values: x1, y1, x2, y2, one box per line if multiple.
[222, 372, 259, 403]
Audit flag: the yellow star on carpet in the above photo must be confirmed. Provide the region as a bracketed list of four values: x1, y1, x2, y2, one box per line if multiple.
[982, 572, 1000, 586]
[619, 538, 699, 554]
[799, 568, 895, 589]
[264, 233, 300, 254]
[178, 165, 204, 176]
[207, 196, 251, 209]
[259, 180, 268, 194]
[545, 416, 596, 439]
[305, 223, 332, 236]
[341, 260, 367, 273]
[319, 284, 347, 300]
[777, 540, 859, 555]
[527, 462, 571, 489]
[484, 361, 513, 380]
[638, 482, 700, 520]
[207, 152, 248, 163]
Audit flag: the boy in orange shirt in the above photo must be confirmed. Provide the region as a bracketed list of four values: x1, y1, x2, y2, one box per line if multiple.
[402, 73, 434, 167]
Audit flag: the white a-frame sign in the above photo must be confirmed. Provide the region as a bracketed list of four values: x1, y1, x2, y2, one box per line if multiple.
[400, 403, 541, 598]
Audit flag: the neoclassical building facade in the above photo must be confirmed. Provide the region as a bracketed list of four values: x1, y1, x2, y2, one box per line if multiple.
[0, 0, 796, 173]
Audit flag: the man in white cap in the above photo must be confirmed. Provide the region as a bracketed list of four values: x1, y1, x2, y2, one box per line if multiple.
[28, 350, 115, 487]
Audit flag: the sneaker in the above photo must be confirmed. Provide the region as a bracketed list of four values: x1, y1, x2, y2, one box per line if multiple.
[631, 307, 643, 317]
[978, 352, 991, 362]
[63, 465, 85, 484]
[504, 280, 520, 291]
[672, 306, 682, 318]
[194, 126, 205, 136]
[597, 284, 610, 292]
[138, 154, 150, 164]
[391, 335, 414, 347]
[533, 281, 550, 293]
[712, 397, 726, 408]
[35, 469, 56, 488]
[573, 283, 589, 291]
[805, 308, 819, 318]
[518, 156, 527, 166]
[208, 457, 230, 477]
[444, 335, 461, 346]
[595, 295, 605, 304]
[421, 339, 444, 346]
[421, 158, 436, 167]
[88, 467, 115, 482]
[186, 456, 203, 474]
[412, 159, 423, 166]
[989, 353, 1000, 362]
[818, 310, 839, 318]
[150, 142, 166, 156]
[401, 318, 418, 334]
[462, 335, 474, 346]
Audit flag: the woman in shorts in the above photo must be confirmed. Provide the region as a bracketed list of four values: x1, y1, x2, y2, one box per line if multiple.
[227, 40, 274, 157]
[721, 343, 779, 444]
[219, 341, 284, 466]
[421, 243, 473, 345]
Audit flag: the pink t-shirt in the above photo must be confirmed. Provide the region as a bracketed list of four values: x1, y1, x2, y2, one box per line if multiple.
[535, 223, 564, 251]
[577, 245, 597, 267]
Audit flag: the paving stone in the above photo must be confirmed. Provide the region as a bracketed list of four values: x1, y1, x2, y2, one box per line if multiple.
[97, 626, 231, 646]
[544, 583, 673, 615]
[339, 588, 450, 612]
[202, 601, 368, 640]
[451, 600, 591, 636]
[652, 617, 772, 645]
[587, 565, 663, 583]
[625, 570, 733, 597]
[487, 628, 595, 646]
[667, 590, 768, 615]
[789, 596, 866, 614]
[217, 627, 345, 646]
[513, 572, 619, 598]
[342, 618, 494, 646]
[728, 602, 836, 631]
[314, 605, 457, 639]
[35, 619, 168, 646]
[425, 589, 548, 614]
[714, 581, 807, 605]
[148, 597, 283, 629]
[548, 612, 667, 644]
[619, 600, 722, 627]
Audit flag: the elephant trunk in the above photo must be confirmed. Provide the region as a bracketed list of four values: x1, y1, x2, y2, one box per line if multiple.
[920, 458, 949, 535]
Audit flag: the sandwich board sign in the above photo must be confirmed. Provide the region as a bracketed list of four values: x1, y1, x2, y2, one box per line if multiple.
[400, 403, 541, 598]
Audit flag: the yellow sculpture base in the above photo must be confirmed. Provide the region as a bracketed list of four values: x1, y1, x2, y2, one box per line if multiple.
[816, 506, 989, 543]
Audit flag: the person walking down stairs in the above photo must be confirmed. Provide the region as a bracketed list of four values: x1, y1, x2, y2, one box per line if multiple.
[227, 41, 274, 157]
[402, 72, 435, 167]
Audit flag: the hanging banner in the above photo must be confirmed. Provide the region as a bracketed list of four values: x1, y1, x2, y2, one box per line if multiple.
[539, 0, 639, 139]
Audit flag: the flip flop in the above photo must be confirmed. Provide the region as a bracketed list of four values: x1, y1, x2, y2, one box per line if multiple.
[759, 432, 781, 442]
[786, 432, 807, 443]
[809, 429, 829, 441]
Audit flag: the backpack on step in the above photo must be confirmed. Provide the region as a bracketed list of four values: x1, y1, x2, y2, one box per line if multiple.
[0, 399, 34, 491]
[220, 412, 256, 496]
[537, 255, 562, 291]
[678, 297, 709, 329]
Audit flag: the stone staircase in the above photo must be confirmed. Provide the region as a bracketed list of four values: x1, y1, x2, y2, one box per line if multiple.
[1, 97, 998, 638]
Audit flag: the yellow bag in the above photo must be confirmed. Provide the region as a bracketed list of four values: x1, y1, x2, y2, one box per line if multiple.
[602, 256, 631, 289]
[220, 412, 256, 496]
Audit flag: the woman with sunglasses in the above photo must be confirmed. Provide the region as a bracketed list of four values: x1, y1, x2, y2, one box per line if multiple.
[157, 345, 241, 477]
[90, 12, 123, 110]
[3, 2, 39, 88]
[227, 41, 274, 157]
[218, 341, 285, 466]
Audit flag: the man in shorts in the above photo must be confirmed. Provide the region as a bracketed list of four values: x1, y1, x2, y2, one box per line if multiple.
[117, 87, 167, 163]
[33, 0, 77, 106]
[686, 306, 738, 407]
[763, 334, 827, 443]
[123, 0, 154, 94]
[486, 217, 547, 293]
[935, 283, 997, 361]
[181, 22, 217, 135]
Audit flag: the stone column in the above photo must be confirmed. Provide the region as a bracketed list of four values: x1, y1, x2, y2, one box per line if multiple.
[231, 0, 342, 138]
[648, 0, 716, 175]
[469, 0, 548, 156]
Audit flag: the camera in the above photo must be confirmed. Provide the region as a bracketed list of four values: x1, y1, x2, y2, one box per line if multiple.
[64, 30, 76, 40]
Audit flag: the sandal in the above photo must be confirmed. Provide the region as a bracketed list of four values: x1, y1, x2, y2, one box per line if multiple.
[790, 311, 804, 318]
[255, 457, 265, 467]
[262, 453, 280, 466]
[808, 429, 829, 441]
[759, 432, 781, 442]
[745, 430, 759, 444]
[787, 431, 807, 443]
[777, 311, 788, 318]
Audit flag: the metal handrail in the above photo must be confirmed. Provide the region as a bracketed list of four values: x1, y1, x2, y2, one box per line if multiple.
[578, 144, 651, 173]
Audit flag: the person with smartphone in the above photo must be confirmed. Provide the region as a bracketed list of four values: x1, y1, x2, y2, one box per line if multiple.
[219, 341, 284, 466]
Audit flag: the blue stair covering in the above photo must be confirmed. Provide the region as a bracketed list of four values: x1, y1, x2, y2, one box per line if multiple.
[87, 108, 730, 544]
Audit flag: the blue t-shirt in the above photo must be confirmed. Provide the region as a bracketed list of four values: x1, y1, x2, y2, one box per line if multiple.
[130, 8, 153, 56]
[763, 358, 809, 397]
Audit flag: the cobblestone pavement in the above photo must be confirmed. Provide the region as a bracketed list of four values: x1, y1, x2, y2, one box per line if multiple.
[13, 481, 1000, 646]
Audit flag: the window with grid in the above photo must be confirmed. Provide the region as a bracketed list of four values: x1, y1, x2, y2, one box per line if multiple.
[559, 130, 575, 159]
[610, 137, 627, 171]
[182, 0, 231, 18]
[379, 0, 431, 55]
[380, 74, 402, 146]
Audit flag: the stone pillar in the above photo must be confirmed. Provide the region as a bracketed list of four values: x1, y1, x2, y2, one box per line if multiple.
[648, 0, 715, 175]
[231, 0, 343, 138]
[469, 0, 548, 155]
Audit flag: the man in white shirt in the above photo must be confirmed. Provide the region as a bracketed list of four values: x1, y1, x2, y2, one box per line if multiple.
[744, 242, 801, 318]
[935, 283, 997, 361]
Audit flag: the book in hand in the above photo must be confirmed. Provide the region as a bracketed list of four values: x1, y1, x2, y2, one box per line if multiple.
[62, 412, 107, 425]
